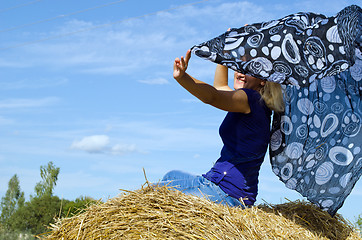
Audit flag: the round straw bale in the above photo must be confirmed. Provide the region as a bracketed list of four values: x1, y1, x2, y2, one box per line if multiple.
[41, 184, 361, 240]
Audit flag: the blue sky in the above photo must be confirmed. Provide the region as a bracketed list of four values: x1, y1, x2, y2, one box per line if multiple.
[0, 0, 361, 222]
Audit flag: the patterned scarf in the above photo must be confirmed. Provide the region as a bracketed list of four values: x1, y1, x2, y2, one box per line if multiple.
[191, 5, 361, 215]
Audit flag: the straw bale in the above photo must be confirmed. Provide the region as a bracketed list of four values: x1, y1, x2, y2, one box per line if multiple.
[41, 184, 361, 240]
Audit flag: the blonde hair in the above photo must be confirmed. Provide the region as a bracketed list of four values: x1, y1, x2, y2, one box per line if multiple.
[259, 81, 285, 112]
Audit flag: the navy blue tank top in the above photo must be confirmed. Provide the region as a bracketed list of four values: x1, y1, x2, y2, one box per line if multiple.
[203, 88, 272, 205]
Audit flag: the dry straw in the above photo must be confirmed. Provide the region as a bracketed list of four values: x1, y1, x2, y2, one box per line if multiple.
[41, 183, 361, 240]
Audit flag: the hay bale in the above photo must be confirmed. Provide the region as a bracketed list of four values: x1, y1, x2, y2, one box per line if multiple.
[258, 200, 360, 239]
[42, 184, 361, 240]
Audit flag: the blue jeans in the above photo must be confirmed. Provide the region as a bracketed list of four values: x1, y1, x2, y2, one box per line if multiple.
[157, 170, 244, 207]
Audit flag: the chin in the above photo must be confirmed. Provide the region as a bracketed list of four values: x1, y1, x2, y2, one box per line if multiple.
[234, 84, 245, 89]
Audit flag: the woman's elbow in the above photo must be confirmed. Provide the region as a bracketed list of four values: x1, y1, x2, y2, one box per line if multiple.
[199, 95, 216, 105]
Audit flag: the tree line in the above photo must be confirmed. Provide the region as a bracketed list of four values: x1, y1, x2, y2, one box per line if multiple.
[0, 162, 96, 239]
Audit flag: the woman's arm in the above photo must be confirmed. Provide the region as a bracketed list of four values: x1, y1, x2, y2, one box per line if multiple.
[173, 50, 250, 113]
[213, 64, 232, 91]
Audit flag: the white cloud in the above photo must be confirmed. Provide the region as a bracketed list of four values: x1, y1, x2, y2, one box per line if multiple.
[0, 97, 59, 109]
[0, 58, 31, 68]
[1, 0, 351, 76]
[2, 3, 260, 74]
[138, 77, 169, 85]
[71, 135, 110, 153]
[56, 19, 95, 34]
[71, 134, 139, 155]
[0, 78, 68, 90]
[111, 143, 138, 155]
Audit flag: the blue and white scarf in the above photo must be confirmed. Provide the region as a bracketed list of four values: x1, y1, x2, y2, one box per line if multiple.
[191, 5, 361, 215]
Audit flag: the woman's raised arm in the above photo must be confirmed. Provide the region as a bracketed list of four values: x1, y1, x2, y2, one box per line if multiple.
[213, 65, 232, 91]
[173, 50, 250, 113]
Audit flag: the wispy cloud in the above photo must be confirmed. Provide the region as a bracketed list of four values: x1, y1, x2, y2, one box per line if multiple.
[0, 78, 68, 90]
[0, 2, 271, 76]
[0, 97, 59, 109]
[1, 0, 350, 76]
[138, 77, 169, 85]
[57, 170, 110, 189]
[0, 116, 13, 125]
[0, 58, 32, 68]
[111, 143, 138, 155]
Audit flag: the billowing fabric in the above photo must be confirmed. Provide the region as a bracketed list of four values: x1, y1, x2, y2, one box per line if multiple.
[191, 5, 361, 87]
[270, 60, 361, 215]
[191, 5, 361, 215]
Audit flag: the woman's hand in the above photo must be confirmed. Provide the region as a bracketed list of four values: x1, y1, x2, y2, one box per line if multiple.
[172, 49, 250, 113]
[173, 49, 191, 81]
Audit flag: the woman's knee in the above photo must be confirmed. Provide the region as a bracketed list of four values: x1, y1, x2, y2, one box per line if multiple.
[161, 170, 195, 181]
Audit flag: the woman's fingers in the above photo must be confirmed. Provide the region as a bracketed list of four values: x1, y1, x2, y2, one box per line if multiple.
[179, 56, 184, 69]
[180, 50, 191, 70]
[185, 49, 191, 64]
[174, 50, 191, 79]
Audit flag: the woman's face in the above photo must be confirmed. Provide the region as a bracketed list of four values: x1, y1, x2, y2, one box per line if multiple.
[233, 72, 265, 91]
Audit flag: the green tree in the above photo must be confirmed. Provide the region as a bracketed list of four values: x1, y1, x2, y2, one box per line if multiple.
[8, 195, 97, 235]
[63, 196, 97, 217]
[34, 161, 60, 197]
[8, 195, 66, 235]
[1, 162, 97, 236]
[0, 174, 25, 228]
[357, 214, 362, 235]
[5, 161, 60, 235]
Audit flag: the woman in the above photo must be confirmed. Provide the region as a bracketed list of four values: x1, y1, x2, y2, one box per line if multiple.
[159, 49, 284, 207]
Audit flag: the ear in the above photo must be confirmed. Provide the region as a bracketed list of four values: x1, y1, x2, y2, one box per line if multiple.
[260, 80, 266, 86]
